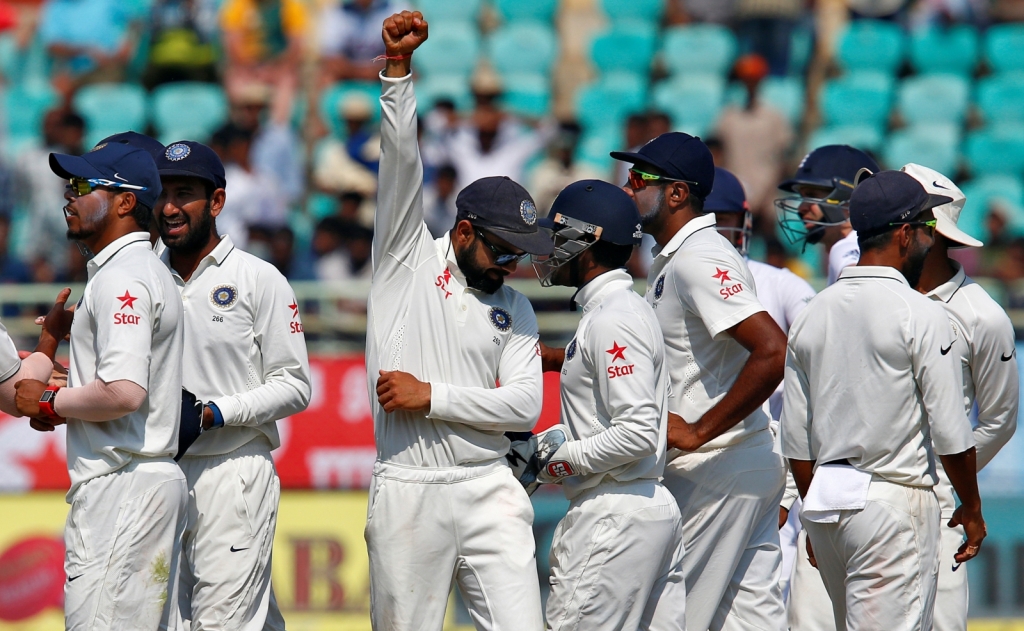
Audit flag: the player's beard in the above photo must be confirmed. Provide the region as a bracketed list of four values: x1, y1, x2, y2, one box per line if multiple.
[639, 188, 666, 227]
[65, 197, 110, 242]
[159, 202, 214, 253]
[455, 240, 504, 294]
[902, 233, 931, 287]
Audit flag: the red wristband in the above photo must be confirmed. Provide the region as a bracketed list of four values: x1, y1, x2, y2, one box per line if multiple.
[374, 53, 413, 62]
[39, 385, 62, 420]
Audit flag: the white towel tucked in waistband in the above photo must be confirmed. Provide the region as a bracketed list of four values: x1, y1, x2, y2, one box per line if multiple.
[801, 464, 872, 524]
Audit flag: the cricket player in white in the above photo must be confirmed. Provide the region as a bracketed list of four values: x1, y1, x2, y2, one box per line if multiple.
[613, 134, 790, 631]
[17, 142, 187, 630]
[781, 170, 987, 631]
[365, 12, 555, 630]
[530, 180, 686, 630]
[150, 140, 311, 630]
[904, 163, 1019, 631]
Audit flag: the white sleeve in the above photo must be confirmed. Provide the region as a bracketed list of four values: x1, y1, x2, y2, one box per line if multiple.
[0, 319, 21, 383]
[779, 333, 814, 461]
[427, 295, 543, 432]
[211, 269, 311, 426]
[781, 272, 816, 330]
[562, 306, 664, 475]
[674, 247, 766, 339]
[913, 304, 976, 456]
[91, 276, 154, 391]
[969, 309, 1019, 469]
[0, 352, 52, 416]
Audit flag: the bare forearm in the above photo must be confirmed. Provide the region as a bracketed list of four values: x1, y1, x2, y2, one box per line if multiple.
[940, 447, 982, 510]
[789, 458, 815, 498]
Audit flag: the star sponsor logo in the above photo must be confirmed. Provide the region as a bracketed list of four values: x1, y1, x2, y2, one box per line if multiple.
[114, 290, 141, 324]
[289, 300, 303, 334]
[606, 342, 627, 362]
[605, 341, 634, 378]
[118, 291, 137, 310]
[434, 267, 453, 299]
[712, 267, 732, 285]
[712, 268, 746, 300]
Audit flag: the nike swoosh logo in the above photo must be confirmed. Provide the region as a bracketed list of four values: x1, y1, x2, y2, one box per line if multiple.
[229, 545, 249, 553]
[68, 574, 83, 582]
[933, 181, 949, 190]
[113, 172, 128, 182]
[941, 344, 953, 355]
[952, 563, 961, 572]
[1002, 351, 1015, 362]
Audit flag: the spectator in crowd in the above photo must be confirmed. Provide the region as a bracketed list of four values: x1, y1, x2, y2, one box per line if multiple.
[311, 217, 373, 282]
[0, 216, 31, 284]
[39, 0, 143, 92]
[714, 54, 794, 216]
[313, 94, 379, 201]
[734, 0, 802, 76]
[422, 163, 458, 238]
[340, 93, 379, 173]
[213, 123, 289, 249]
[319, 0, 404, 82]
[142, 0, 219, 88]
[613, 113, 654, 187]
[229, 80, 305, 206]
[528, 121, 603, 211]
[220, 0, 307, 98]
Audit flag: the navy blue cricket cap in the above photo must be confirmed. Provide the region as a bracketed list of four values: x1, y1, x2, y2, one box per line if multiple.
[455, 176, 553, 256]
[156, 140, 227, 189]
[540, 180, 642, 246]
[96, 131, 164, 161]
[610, 132, 716, 201]
[780, 145, 879, 194]
[704, 167, 748, 213]
[849, 170, 953, 238]
[49, 142, 162, 209]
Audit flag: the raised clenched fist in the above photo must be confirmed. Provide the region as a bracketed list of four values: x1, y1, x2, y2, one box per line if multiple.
[382, 11, 428, 57]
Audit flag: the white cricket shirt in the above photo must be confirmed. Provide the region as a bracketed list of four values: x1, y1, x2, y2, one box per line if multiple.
[64, 232, 184, 500]
[926, 261, 1019, 515]
[827, 230, 860, 286]
[646, 213, 770, 452]
[0, 319, 20, 383]
[161, 235, 311, 457]
[557, 269, 668, 500]
[780, 266, 976, 487]
[366, 73, 544, 469]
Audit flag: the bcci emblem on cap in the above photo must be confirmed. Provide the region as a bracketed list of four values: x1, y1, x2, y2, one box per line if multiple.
[520, 200, 538, 226]
[210, 285, 238, 309]
[165, 143, 191, 162]
[489, 306, 512, 332]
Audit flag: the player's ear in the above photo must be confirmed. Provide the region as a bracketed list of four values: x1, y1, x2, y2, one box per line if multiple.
[208, 188, 227, 218]
[116, 191, 137, 219]
[453, 219, 474, 247]
[667, 181, 690, 210]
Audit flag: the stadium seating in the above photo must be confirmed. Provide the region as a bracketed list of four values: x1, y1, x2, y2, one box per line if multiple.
[820, 72, 894, 129]
[577, 128, 620, 173]
[985, 23, 1024, 74]
[662, 24, 737, 78]
[883, 125, 960, 174]
[977, 73, 1024, 127]
[320, 82, 381, 137]
[575, 74, 646, 131]
[151, 82, 228, 144]
[897, 74, 970, 126]
[500, 72, 551, 119]
[590, 23, 658, 78]
[651, 75, 725, 137]
[964, 128, 1024, 177]
[493, 0, 558, 24]
[415, 74, 474, 114]
[414, 22, 480, 78]
[835, 20, 906, 75]
[73, 83, 148, 148]
[959, 174, 1024, 240]
[602, 0, 663, 24]
[487, 22, 557, 77]
[807, 125, 884, 153]
[909, 24, 979, 76]
[725, 77, 804, 125]
[413, 0, 482, 24]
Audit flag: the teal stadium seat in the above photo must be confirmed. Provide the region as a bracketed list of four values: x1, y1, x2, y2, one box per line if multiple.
[897, 74, 969, 126]
[151, 82, 228, 144]
[416, 74, 473, 114]
[590, 24, 658, 77]
[835, 20, 906, 75]
[820, 72, 894, 129]
[602, 0, 663, 24]
[985, 23, 1024, 74]
[575, 75, 646, 131]
[909, 25, 978, 76]
[487, 22, 556, 76]
[414, 23, 480, 78]
[320, 82, 380, 137]
[965, 128, 1024, 177]
[500, 73, 550, 119]
[883, 125, 960, 175]
[73, 83, 148, 148]
[577, 128, 619, 173]
[959, 174, 1024, 241]
[662, 24, 736, 77]
[652, 75, 725, 137]
[4, 83, 58, 137]
[977, 73, 1024, 127]
[413, 0, 482, 24]
[725, 77, 804, 125]
[807, 125, 884, 153]
[493, 0, 558, 23]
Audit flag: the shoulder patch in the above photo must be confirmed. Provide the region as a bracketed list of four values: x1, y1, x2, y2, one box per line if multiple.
[210, 284, 238, 309]
[653, 274, 665, 300]
[566, 338, 577, 361]
[489, 306, 512, 332]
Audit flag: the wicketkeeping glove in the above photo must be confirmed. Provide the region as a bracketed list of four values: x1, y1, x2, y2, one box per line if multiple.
[175, 388, 204, 461]
[505, 425, 575, 494]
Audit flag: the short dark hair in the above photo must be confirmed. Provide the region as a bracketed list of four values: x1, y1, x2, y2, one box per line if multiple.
[589, 239, 633, 270]
[132, 201, 152, 230]
[858, 228, 896, 253]
[689, 193, 704, 215]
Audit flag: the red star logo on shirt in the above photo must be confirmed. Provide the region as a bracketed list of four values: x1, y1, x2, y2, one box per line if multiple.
[118, 291, 137, 310]
[606, 342, 627, 363]
[713, 268, 732, 285]
[289, 302, 299, 319]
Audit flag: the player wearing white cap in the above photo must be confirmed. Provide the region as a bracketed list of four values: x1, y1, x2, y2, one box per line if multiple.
[365, 12, 555, 630]
[613, 134, 790, 631]
[529, 180, 686, 630]
[903, 163, 1019, 631]
[781, 170, 986, 631]
[151, 140, 311, 630]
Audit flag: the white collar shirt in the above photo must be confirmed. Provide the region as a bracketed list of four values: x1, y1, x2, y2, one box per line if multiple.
[926, 261, 1019, 514]
[827, 230, 860, 285]
[65, 232, 184, 500]
[366, 73, 544, 469]
[647, 213, 770, 452]
[0, 319, 20, 384]
[780, 266, 976, 487]
[161, 235, 311, 457]
[557, 269, 668, 500]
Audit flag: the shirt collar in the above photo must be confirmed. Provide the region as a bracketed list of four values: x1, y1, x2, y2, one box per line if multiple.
[924, 260, 966, 303]
[837, 265, 909, 286]
[440, 232, 466, 284]
[653, 213, 717, 258]
[86, 232, 151, 275]
[574, 268, 634, 313]
[161, 235, 236, 281]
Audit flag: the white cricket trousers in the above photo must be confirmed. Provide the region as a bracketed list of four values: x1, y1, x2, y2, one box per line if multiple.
[787, 530, 837, 631]
[661, 431, 787, 631]
[546, 479, 687, 631]
[177, 438, 286, 631]
[365, 460, 543, 631]
[64, 457, 187, 631]
[801, 478, 941, 631]
[933, 523, 968, 631]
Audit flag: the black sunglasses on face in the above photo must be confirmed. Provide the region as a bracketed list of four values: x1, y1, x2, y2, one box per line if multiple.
[475, 229, 528, 266]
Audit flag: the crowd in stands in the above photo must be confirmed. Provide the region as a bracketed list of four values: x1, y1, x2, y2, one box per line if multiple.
[2, 0, 1024, 307]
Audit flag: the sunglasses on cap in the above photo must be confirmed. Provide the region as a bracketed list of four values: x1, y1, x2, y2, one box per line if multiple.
[626, 168, 698, 191]
[890, 219, 937, 232]
[67, 177, 149, 196]
[475, 229, 529, 266]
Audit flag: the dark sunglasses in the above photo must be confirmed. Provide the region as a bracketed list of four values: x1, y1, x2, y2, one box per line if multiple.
[475, 229, 528, 266]
[626, 168, 698, 191]
[68, 177, 148, 196]
[890, 219, 938, 233]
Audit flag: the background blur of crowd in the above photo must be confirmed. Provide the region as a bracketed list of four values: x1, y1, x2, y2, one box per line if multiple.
[1, 0, 1024, 306]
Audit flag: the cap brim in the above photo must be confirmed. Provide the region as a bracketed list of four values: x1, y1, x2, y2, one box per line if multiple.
[157, 167, 221, 187]
[609, 150, 669, 174]
[778, 175, 834, 194]
[922, 193, 955, 212]
[489, 226, 554, 256]
[49, 153, 104, 180]
[935, 214, 984, 248]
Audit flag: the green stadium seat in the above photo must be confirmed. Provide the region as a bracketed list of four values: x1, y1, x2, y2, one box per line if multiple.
[487, 22, 556, 76]
[965, 127, 1024, 177]
[959, 174, 1024, 241]
[663, 24, 736, 77]
[651, 75, 725, 137]
[726, 77, 804, 125]
[985, 23, 1024, 74]
[883, 125, 960, 174]
[493, 0, 558, 23]
[807, 125, 884, 153]
[820, 72, 894, 128]
[151, 82, 228, 144]
[575, 76, 646, 132]
[788, 24, 813, 76]
[4, 83, 58, 138]
[416, 74, 473, 114]
[590, 23, 658, 76]
[909, 25, 978, 76]
[414, 23, 480, 78]
[602, 0, 663, 24]
[73, 83, 148, 148]
[835, 20, 906, 75]
[897, 74, 969, 126]
[577, 128, 619, 173]
[413, 0, 482, 24]
[500, 72, 550, 119]
[320, 82, 380, 137]
[977, 73, 1024, 126]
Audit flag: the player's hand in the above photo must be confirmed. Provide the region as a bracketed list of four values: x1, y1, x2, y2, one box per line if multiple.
[376, 370, 431, 413]
[29, 418, 58, 432]
[40, 287, 75, 341]
[778, 506, 789, 530]
[666, 412, 705, 451]
[949, 504, 986, 564]
[382, 11, 428, 57]
[15, 379, 64, 430]
[18, 351, 68, 388]
[805, 533, 818, 568]
[539, 341, 564, 373]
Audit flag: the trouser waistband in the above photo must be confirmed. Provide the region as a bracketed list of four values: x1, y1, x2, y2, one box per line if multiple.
[372, 459, 507, 484]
